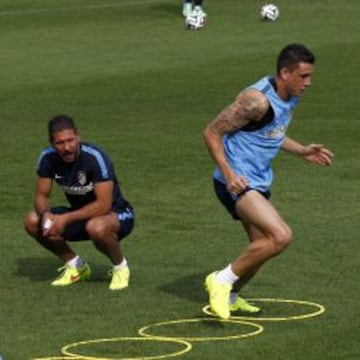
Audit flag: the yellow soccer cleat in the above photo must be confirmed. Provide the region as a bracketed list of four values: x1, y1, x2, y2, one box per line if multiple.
[51, 263, 91, 286]
[204, 272, 231, 319]
[230, 296, 262, 314]
[109, 267, 130, 291]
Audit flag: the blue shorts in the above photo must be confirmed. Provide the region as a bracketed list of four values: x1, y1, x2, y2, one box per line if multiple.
[50, 206, 135, 242]
[213, 179, 270, 220]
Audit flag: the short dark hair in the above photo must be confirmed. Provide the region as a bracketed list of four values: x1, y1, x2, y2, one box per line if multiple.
[277, 43, 315, 74]
[48, 114, 77, 142]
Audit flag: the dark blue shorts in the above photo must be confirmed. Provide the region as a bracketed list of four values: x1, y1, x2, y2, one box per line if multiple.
[213, 179, 270, 220]
[50, 206, 135, 242]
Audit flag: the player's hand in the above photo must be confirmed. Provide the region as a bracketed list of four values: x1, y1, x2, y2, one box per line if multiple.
[42, 213, 65, 238]
[301, 144, 334, 166]
[41, 212, 54, 236]
[226, 174, 249, 195]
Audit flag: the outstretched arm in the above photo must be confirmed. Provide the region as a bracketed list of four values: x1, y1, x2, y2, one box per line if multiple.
[281, 136, 334, 166]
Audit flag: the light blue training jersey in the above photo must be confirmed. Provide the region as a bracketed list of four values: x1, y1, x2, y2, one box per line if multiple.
[213, 76, 299, 192]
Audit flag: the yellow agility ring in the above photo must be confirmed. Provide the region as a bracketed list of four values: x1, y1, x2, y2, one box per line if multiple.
[32, 358, 76, 360]
[202, 298, 326, 321]
[32, 298, 325, 359]
[60, 336, 192, 360]
[138, 317, 264, 342]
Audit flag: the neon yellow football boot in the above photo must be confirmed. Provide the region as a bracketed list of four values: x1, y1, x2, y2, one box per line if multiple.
[109, 267, 130, 291]
[204, 272, 231, 319]
[230, 296, 261, 314]
[51, 263, 91, 286]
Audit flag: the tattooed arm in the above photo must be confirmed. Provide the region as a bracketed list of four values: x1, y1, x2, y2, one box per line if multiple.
[203, 89, 269, 194]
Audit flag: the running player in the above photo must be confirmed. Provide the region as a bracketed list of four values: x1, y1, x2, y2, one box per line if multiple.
[203, 44, 334, 319]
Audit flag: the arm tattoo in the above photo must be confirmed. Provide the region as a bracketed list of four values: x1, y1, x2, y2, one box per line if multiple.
[208, 90, 269, 135]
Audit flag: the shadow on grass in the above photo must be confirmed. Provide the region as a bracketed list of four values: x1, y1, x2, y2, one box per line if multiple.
[159, 272, 279, 307]
[15, 257, 109, 283]
[159, 272, 208, 304]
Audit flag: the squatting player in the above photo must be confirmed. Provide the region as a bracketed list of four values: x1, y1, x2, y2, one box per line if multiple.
[203, 43, 334, 319]
[24, 115, 134, 290]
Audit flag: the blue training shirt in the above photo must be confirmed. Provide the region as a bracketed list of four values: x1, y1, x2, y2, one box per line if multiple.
[213, 76, 299, 192]
[37, 142, 131, 211]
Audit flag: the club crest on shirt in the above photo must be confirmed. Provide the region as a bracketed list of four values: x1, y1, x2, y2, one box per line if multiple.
[266, 125, 287, 138]
[77, 171, 87, 185]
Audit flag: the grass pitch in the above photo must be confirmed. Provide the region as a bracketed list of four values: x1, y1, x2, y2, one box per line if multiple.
[0, 1, 359, 359]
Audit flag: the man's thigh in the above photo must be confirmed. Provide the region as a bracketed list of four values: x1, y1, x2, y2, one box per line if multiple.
[51, 206, 90, 241]
[235, 190, 287, 233]
[86, 209, 135, 241]
[51, 206, 134, 242]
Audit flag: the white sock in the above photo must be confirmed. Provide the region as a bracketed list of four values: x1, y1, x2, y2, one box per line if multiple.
[114, 258, 128, 270]
[66, 255, 85, 268]
[215, 264, 239, 285]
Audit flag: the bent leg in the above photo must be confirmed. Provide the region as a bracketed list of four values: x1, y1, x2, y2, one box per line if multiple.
[24, 210, 77, 262]
[87, 212, 133, 290]
[231, 190, 292, 278]
[86, 213, 125, 265]
[206, 189, 292, 318]
[231, 223, 268, 292]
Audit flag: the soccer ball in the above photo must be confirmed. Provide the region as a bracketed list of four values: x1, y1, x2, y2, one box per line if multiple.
[260, 4, 279, 21]
[185, 12, 206, 30]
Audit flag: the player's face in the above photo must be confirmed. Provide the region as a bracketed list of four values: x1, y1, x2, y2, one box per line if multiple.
[51, 129, 80, 163]
[280, 62, 314, 98]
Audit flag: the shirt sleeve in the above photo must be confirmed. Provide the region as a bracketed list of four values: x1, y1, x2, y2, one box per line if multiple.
[37, 151, 54, 178]
[90, 151, 116, 183]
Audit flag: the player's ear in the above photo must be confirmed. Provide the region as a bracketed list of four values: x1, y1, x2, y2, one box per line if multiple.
[279, 67, 290, 81]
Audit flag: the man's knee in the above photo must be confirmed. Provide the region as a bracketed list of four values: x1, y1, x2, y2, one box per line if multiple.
[86, 218, 109, 240]
[271, 225, 293, 254]
[24, 211, 40, 237]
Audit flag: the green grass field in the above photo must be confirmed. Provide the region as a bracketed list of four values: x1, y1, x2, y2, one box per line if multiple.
[1, 0, 359, 359]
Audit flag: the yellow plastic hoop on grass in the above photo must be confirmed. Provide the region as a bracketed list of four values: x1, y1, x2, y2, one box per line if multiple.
[61, 336, 192, 360]
[202, 298, 326, 321]
[138, 317, 264, 342]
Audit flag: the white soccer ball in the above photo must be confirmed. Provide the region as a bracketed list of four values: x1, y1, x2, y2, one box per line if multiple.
[260, 4, 279, 21]
[185, 12, 206, 30]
